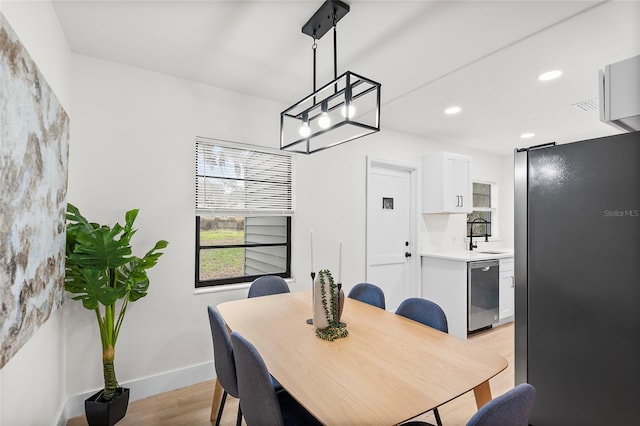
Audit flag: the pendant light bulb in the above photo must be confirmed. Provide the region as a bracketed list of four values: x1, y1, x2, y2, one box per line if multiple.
[318, 101, 331, 129]
[341, 104, 356, 119]
[318, 112, 331, 129]
[299, 121, 311, 137]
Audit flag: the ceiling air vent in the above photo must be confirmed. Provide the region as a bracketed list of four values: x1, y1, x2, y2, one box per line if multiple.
[572, 98, 599, 112]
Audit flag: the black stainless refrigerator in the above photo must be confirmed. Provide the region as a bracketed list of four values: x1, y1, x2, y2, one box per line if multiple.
[514, 131, 640, 425]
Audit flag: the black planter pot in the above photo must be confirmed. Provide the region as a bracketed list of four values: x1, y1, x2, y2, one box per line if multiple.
[85, 387, 130, 426]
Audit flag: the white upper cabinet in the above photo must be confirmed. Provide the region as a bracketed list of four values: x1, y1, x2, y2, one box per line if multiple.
[423, 152, 472, 213]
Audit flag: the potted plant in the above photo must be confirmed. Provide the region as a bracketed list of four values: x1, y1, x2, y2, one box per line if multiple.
[65, 203, 168, 426]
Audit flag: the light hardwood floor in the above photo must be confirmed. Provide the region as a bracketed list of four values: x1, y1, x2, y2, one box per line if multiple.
[67, 322, 514, 426]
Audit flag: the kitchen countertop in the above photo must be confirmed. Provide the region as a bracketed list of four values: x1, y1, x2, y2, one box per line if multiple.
[421, 249, 514, 262]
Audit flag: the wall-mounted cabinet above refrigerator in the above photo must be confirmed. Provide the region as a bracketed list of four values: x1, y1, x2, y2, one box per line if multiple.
[600, 54, 640, 132]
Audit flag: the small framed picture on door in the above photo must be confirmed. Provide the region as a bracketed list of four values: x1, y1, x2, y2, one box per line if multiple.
[382, 197, 394, 210]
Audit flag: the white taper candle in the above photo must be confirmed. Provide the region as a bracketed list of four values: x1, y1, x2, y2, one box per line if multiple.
[338, 241, 342, 283]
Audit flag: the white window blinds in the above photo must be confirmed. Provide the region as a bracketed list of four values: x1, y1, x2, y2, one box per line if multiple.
[196, 138, 294, 216]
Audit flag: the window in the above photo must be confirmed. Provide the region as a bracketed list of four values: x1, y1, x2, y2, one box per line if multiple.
[466, 182, 498, 240]
[195, 137, 293, 287]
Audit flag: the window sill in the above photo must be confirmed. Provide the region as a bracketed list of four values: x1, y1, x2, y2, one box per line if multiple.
[194, 282, 251, 295]
[193, 278, 297, 295]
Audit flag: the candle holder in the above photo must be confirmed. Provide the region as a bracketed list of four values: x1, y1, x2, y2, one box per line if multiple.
[336, 282, 346, 327]
[306, 271, 316, 325]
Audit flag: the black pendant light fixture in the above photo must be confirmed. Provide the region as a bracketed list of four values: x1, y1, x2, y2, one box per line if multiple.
[280, 0, 381, 154]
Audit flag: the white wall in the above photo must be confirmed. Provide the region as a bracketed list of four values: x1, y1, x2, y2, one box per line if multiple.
[499, 153, 515, 248]
[0, 1, 72, 425]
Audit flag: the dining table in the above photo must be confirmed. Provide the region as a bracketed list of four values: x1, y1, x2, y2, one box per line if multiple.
[215, 291, 507, 425]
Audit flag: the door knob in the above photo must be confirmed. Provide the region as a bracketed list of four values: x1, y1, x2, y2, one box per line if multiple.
[405, 252, 412, 258]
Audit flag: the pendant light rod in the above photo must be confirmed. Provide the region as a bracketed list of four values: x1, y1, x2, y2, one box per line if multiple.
[309, 35, 317, 151]
[312, 36, 317, 104]
[333, 17, 338, 93]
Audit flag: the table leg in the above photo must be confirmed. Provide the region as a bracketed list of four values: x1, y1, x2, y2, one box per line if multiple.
[210, 379, 224, 421]
[473, 381, 492, 409]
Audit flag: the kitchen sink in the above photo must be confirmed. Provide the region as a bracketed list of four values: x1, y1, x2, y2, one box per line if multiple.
[476, 250, 506, 254]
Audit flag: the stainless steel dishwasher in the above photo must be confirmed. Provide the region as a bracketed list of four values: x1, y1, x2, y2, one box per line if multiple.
[468, 260, 500, 332]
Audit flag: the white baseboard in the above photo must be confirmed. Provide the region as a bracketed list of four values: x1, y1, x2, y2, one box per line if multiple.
[59, 361, 215, 424]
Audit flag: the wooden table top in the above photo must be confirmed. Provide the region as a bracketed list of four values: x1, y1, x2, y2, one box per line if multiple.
[217, 291, 507, 425]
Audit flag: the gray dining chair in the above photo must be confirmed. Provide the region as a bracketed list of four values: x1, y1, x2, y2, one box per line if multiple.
[395, 297, 448, 333]
[230, 331, 322, 426]
[401, 383, 536, 426]
[207, 305, 242, 426]
[348, 282, 386, 309]
[247, 275, 290, 298]
[466, 383, 536, 426]
[209, 304, 283, 420]
[395, 297, 449, 426]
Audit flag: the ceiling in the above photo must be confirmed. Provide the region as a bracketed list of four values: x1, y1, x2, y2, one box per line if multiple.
[51, 0, 640, 155]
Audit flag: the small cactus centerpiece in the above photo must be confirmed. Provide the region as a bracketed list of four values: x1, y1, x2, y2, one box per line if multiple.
[312, 269, 348, 341]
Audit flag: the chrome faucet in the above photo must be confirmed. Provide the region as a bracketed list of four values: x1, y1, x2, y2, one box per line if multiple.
[468, 217, 490, 251]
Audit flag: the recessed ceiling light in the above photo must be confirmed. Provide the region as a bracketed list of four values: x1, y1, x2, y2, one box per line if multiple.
[521, 133, 535, 139]
[538, 70, 562, 81]
[444, 106, 462, 115]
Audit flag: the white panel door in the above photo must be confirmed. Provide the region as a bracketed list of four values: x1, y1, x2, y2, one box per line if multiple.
[366, 160, 417, 311]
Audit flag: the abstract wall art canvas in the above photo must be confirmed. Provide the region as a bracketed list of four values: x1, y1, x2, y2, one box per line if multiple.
[0, 13, 69, 368]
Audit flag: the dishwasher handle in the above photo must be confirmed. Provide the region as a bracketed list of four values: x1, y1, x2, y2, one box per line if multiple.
[468, 259, 499, 270]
